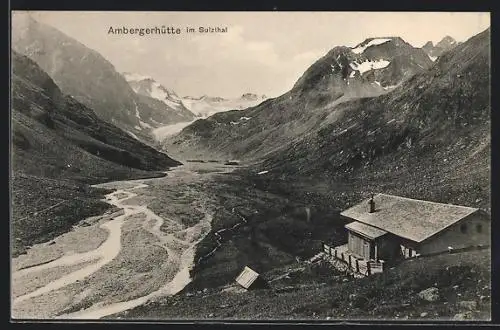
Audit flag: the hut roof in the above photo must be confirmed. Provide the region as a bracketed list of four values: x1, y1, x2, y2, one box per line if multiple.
[340, 193, 480, 242]
[235, 266, 260, 289]
[345, 221, 388, 239]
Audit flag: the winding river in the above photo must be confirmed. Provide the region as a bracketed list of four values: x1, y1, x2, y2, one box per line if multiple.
[11, 163, 224, 319]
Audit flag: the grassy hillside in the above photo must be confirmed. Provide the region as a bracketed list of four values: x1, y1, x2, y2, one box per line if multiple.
[113, 249, 490, 320]
[11, 51, 181, 256]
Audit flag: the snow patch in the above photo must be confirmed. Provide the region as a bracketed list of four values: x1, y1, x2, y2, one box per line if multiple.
[349, 71, 356, 78]
[139, 120, 153, 129]
[152, 120, 196, 141]
[350, 59, 390, 74]
[383, 84, 399, 90]
[163, 97, 184, 112]
[351, 38, 392, 54]
[134, 125, 142, 130]
[428, 55, 438, 62]
[257, 170, 269, 175]
[149, 82, 169, 102]
[134, 101, 140, 119]
[240, 116, 252, 121]
[127, 131, 139, 140]
[143, 82, 184, 112]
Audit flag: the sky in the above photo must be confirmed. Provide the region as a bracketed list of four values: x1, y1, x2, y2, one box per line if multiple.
[17, 11, 490, 98]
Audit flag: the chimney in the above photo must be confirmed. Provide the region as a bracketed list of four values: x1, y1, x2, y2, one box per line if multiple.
[368, 194, 375, 213]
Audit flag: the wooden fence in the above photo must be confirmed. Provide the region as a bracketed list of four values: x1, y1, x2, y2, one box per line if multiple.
[322, 243, 384, 276]
[321, 242, 489, 276]
[405, 244, 490, 260]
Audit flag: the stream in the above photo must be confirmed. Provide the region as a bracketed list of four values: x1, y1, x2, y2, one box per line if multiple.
[11, 163, 229, 319]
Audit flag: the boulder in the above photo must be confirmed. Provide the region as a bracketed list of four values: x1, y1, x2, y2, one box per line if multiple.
[458, 301, 477, 310]
[453, 311, 474, 320]
[350, 295, 369, 308]
[418, 287, 440, 302]
[420, 312, 428, 317]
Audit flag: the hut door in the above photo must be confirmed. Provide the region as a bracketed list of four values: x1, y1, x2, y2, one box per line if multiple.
[363, 240, 371, 260]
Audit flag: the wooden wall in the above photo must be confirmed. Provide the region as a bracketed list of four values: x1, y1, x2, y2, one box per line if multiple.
[419, 212, 490, 255]
[347, 231, 371, 259]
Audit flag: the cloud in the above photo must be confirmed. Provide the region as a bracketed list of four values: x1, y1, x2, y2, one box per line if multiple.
[185, 25, 280, 67]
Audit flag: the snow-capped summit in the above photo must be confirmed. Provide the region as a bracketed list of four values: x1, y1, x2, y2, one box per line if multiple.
[436, 36, 457, 49]
[122, 72, 196, 130]
[351, 38, 393, 54]
[293, 36, 432, 99]
[123, 72, 184, 111]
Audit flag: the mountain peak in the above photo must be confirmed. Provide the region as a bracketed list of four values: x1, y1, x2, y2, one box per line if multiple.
[436, 35, 457, 48]
[293, 35, 431, 96]
[423, 41, 434, 49]
[422, 35, 458, 61]
[350, 37, 411, 54]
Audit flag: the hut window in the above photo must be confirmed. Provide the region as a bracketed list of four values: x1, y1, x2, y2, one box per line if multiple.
[476, 224, 483, 233]
[460, 224, 467, 234]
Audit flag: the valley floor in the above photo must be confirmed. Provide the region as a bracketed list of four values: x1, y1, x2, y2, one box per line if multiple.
[11, 158, 491, 321]
[11, 162, 229, 319]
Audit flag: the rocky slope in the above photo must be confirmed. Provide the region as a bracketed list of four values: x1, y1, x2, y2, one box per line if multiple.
[422, 36, 458, 61]
[11, 51, 180, 256]
[112, 249, 490, 320]
[168, 36, 433, 159]
[11, 13, 184, 142]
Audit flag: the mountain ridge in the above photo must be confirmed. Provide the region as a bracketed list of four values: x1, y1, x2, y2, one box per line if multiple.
[168, 34, 435, 159]
[255, 27, 490, 210]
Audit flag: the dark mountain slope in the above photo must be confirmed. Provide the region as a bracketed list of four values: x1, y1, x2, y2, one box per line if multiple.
[11, 14, 187, 141]
[11, 51, 180, 256]
[255, 28, 490, 211]
[169, 37, 433, 160]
